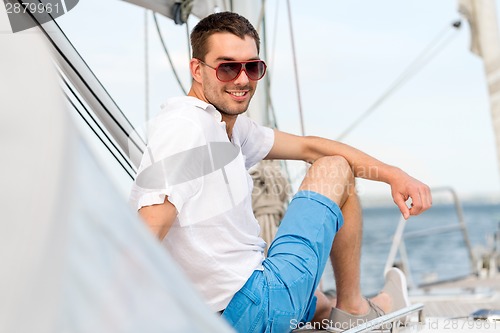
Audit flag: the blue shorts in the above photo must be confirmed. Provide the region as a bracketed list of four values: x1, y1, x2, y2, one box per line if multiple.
[222, 190, 344, 333]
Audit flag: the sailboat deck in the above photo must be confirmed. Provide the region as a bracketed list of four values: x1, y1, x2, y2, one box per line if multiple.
[409, 275, 500, 318]
[294, 275, 500, 332]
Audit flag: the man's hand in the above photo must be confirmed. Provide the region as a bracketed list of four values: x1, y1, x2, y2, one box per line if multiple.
[389, 170, 432, 219]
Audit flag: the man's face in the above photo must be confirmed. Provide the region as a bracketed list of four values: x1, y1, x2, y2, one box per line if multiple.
[199, 33, 260, 116]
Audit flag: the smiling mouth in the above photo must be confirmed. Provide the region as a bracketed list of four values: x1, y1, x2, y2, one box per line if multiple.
[228, 91, 247, 97]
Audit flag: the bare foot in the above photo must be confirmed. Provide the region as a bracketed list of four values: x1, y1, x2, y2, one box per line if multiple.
[369, 291, 392, 314]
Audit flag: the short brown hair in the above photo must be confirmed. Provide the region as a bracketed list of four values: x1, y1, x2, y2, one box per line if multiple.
[190, 12, 260, 60]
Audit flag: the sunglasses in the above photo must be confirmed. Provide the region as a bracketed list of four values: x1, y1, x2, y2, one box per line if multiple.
[198, 59, 267, 82]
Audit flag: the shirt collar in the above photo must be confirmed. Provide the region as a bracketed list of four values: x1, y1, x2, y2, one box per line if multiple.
[175, 96, 222, 122]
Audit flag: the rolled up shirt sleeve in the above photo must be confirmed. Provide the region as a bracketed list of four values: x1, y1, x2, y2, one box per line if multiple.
[235, 115, 275, 170]
[130, 114, 205, 213]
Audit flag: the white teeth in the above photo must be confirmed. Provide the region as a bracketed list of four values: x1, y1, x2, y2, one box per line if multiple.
[230, 91, 245, 97]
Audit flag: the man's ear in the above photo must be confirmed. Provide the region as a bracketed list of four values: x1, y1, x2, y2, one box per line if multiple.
[190, 58, 203, 84]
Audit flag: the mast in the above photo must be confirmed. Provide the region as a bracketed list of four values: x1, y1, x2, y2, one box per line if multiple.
[231, 0, 270, 127]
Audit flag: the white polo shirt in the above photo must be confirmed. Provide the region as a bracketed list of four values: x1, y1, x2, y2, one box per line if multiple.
[130, 96, 275, 311]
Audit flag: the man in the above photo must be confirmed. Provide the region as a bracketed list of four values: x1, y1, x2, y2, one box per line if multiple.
[130, 11, 432, 333]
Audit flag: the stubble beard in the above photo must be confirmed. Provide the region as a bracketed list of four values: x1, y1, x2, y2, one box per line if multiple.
[204, 85, 254, 116]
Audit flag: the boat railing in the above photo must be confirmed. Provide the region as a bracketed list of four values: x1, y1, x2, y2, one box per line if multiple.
[384, 186, 477, 289]
[292, 303, 425, 332]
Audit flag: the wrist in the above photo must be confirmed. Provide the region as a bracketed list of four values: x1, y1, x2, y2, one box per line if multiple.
[381, 165, 405, 184]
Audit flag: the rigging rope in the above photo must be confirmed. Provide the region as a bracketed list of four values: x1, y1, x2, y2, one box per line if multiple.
[286, 0, 305, 136]
[21, 0, 146, 157]
[186, 21, 192, 64]
[336, 20, 462, 141]
[250, 160, 289, 254]
[257, 0, 266, 35]
[263, 0, 281, 130]
[269, 0, 280, 77]
[249, 1, 294, 252]
[153, 13, 188, 95]
[145, 9, 150, 139]
[258, 0, 277, 129]
[63, 81, 135, 180]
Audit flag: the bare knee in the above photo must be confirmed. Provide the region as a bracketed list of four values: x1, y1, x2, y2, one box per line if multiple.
[307, 156, 354, 186]
[299, 156, 354, 206]
[314, 156, 352, 177]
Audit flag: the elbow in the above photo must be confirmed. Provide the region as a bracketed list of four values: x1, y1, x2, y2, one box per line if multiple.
[302, 135, 322, 164]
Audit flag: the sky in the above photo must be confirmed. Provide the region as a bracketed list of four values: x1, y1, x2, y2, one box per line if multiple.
[55, 0, 500, 203]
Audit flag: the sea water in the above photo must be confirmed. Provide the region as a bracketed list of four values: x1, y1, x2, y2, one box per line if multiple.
[321, 201, 500, 295]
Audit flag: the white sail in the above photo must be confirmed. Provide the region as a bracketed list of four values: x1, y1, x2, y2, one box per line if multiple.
[0, 7, 233, 333]
[459, 0, 500, 180]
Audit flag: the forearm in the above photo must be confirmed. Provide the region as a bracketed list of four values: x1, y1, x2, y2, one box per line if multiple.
[303, 136, 404, 184]
[266, 130, 431, 217]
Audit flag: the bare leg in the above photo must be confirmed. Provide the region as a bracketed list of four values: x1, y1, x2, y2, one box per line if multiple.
[331, 182, 393, 315]
[330, 189, 369, 314]
[302, 157, 392, 322]
[296, 156, 355, 322]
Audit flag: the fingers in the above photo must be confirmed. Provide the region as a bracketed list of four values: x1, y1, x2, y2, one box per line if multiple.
[424, 185, 433, 207]
[408, 184, 432, 217]
[393, 182, 432, 220]
[394, 194, 410, 220]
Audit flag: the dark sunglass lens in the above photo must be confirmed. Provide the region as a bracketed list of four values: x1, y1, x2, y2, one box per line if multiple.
[245, 61, 266, 80]
[217, 63, 242, 81]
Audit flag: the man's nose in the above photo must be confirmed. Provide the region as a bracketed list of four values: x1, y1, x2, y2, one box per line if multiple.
[233, 69, 250, 85]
